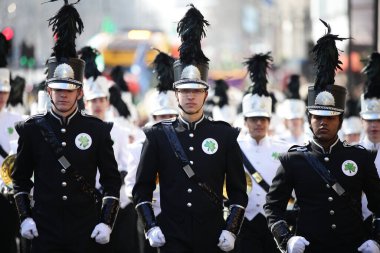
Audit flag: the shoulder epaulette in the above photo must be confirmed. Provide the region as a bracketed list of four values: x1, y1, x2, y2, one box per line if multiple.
[288, 144, 308, 152]
[342, 141, 365, 149]
[24, 112, 46, 122]
[80, 110, 103, 122]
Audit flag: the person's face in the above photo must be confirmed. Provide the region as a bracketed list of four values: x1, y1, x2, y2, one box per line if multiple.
[310, 114, 340, 142]
[153, 114, 177, 122]
[0, 91, 10, 111]
[245, 117, 270, 141]
[85, 97, 109, 120]
[47, 87, 82, 114]
[175, 88, 208, 114]
[362, 119, 380, 143]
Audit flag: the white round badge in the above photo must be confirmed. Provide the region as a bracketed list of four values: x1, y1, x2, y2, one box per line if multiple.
[75, 133, 92, 150]
[341, 160, 358, 176]
[202, 138, 218, 155]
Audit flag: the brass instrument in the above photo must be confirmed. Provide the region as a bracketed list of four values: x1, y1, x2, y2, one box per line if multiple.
[1, 154, 16, 188]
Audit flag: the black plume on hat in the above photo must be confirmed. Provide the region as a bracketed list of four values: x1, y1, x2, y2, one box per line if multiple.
[0, 33, 10, 67]
[110, 66, 129, 92]
[8, 76, 25, 106]
[312, 19, 348, 91]
[109, 85, 131, 118]
[214, 79, 229, 107]
[47, 0, 84, 60]
[344, 98, 360, 118]
[152, 49, 175, 93]
[78, 46, 101, 80]
[285, 74, 301, 99]
[362, 52, 380, 99]
[177, 4, 209, 65]
[243, 52, 273, 97]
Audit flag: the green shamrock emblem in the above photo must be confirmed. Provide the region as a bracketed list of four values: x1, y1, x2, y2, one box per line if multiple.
[344, 162, 356, 173]
[78, 135, 90, 148]
[204, 140, 216, 152]
[7, 127, 14, 135]
[272, 152, 280, 160]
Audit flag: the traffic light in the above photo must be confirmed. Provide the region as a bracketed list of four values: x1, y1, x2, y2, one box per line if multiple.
[1, 27, 13, 59]
[20, 41, 35, 68]
[2, 27, 14, 41]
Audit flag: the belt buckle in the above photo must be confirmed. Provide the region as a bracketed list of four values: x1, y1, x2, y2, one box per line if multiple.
[252, 172, 263, 183]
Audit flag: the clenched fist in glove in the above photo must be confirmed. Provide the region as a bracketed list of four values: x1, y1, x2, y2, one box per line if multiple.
[218, 230, 236, 252]
[358, 240, 380, 253]
[146, 226, 166, 247]
[91, 223, 112, 244]
[20, 217, 39, 240]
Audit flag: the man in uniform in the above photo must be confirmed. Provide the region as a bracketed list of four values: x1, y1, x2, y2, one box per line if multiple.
[126, 50, 178, 253]
[11, 2, 121, 252]
[132, 5, 247, 253]
[264, 20, 380, 253]
[237, 52, 288, 253]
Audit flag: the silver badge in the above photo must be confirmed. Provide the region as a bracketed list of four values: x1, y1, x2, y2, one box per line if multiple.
[53, 63, 75, 79]
[315, 91, 335, 106]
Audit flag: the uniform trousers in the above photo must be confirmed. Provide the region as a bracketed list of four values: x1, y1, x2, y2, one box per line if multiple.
[0, 194, 18, 253]
[31, 203, 100, 253]
[238, 214, 280, 253]
[158, 211, 225, 253]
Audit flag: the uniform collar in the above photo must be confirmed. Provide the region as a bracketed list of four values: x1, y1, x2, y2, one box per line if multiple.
[311, 137, 340, 154]
[246, 134, 269, 147]
[49, 107, 79, 126]
[178, 114, 205, 130]
[361, 136, 380, 151]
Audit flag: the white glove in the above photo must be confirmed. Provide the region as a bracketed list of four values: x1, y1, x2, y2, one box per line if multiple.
[146, 226, 166, 247]
[20, 217, 39, 240]
[217, 230, 236, 252]
[358, 240, 380, 253]
[91, 223, 112, 244]
[287, 236, 310, 253]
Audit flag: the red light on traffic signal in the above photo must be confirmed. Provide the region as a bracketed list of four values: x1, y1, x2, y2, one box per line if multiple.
[2, 27, 14, 41]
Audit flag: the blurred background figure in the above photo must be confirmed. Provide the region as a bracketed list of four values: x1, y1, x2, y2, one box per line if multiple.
[359, 52, 380, 238]
[340, 98, 362, 144]
[204, 79, 237, 124]
[237, 52, 288, 253]
[80, 46, 135, 253]
[277, 74, 309, 145]
[0, 29, 22, 253]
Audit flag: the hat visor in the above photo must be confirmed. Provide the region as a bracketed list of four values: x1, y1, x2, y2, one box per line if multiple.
[173, 79, 209, 89]
[360, 112, 380, 120]
[152, 108, 178, 116]
[47, 82, 80, 90]
[243, 111, 271, 118]
[308, 109, 342, 116]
